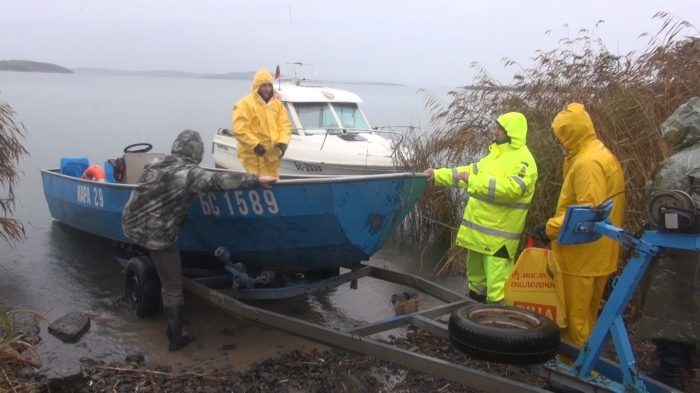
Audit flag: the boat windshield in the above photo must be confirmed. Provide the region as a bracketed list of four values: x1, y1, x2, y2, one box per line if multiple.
[333, 103, 371, 131]
[295, 103, 339, 135]
[294, 102, 371, 135]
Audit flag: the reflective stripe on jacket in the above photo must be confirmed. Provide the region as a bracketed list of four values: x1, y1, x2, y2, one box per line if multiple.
[434, 113, 537, 258]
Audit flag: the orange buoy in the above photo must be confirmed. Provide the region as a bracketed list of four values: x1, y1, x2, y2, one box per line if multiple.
[81, 165, 107, 182]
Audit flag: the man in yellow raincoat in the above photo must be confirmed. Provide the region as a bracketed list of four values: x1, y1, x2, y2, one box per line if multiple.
[424, 112, 538, 303]
[531, 103, 626, 347]
[232, 69, 292, 178]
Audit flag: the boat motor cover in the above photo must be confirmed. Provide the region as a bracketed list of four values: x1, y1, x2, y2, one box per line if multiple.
[107, 157, 125, 183]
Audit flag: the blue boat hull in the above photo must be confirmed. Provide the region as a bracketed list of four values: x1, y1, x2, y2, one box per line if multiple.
[41, 169, 427, 271]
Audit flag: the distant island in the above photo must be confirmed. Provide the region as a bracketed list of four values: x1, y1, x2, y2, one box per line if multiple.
[0, 59, 406, 86]
[73, 67, 258, 81]
[0, 60, 74, 73]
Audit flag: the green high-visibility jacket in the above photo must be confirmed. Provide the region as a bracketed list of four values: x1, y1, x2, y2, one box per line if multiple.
[433, 112, 538, 258]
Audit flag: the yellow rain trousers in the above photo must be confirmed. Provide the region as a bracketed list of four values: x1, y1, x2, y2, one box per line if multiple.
[545, 103, 626, 346]
[466, 251, 512, 303]
[433, 112, 538, 303]
[232, 69, 292, 178]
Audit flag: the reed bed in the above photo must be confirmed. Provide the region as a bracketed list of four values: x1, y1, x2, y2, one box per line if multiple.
[0, 307, 44, 392]
[0, 98, 29, 245]
[395, 13, 699, 276]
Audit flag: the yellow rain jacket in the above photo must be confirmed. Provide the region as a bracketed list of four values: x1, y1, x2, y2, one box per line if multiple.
[434, 112, 538, 259]
[545, 103, 626, 276]
[232, 69, 292, 177]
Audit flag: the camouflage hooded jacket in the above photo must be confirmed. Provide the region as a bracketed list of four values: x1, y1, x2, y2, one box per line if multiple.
[122, 130, 259, 250]
[638, 97, 700, 343]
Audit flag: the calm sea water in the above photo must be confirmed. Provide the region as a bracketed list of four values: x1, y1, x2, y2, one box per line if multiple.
[0, 71, 461, 370]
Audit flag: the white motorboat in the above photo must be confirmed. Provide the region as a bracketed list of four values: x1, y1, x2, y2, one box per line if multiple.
[212, 63, 411, 176]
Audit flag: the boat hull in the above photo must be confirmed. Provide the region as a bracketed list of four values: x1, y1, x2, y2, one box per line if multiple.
[41, 169, 427, 271]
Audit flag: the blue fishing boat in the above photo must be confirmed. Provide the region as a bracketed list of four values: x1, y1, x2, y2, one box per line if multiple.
[40, 164, 427, 272]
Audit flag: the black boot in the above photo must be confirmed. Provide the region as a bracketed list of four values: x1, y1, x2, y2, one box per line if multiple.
[467, 290, 487, 303]
[164, 305, 196, 352]
[656, 360, 684, 391]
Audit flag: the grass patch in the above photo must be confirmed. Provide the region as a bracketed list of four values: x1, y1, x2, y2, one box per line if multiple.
[1, 306, 45, 392]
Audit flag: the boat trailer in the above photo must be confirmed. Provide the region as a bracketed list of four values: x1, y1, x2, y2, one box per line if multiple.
[119, 193, 700, 392]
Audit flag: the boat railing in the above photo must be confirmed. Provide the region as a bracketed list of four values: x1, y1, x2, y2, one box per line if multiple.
[278, 62, 332, 88]
[371, 127, 407, 143]
[277, 76, 332, 89]
[373, 126, 425, 159]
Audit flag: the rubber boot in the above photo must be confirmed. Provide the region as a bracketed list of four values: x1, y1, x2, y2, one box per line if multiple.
[164, 305, 196, 352]
[655, 360, 684, 391]
[467, 290, 487, 303]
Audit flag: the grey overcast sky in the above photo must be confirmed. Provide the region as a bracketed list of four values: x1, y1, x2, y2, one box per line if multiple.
[1, 0, 697, 87]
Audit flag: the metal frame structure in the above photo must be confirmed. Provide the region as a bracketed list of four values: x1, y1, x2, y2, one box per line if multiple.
[118, 197, 698, 392]
[552, 201, 697, 392]
[118, 257, 681, 392]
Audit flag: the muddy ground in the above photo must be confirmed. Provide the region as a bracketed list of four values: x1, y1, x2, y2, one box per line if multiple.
[16, 321, 700, 393]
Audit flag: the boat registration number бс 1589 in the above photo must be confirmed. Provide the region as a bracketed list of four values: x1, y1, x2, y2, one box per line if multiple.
[197, 189, 279, 216]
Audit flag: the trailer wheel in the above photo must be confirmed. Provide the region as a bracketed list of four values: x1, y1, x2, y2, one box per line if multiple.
[448, 304, 560, 364]
[124, 256, 161, 317]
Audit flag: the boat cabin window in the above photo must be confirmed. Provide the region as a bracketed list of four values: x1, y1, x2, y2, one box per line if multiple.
[294, 103, 339, 135]
[285, 103, 299, 135]
[334, 103, 370, 131]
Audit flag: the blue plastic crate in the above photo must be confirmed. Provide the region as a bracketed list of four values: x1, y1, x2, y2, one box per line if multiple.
[60, 157, 90, 178]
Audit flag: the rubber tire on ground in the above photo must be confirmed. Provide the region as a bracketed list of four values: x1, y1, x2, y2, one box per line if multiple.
[124, 256, 161, 317]
[448, 303, 560, 364]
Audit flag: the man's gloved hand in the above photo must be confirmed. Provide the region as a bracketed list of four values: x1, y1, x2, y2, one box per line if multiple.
[531, 223, 550, 244]
[276, 143, 288, 158]
[253, 144, 266, 156]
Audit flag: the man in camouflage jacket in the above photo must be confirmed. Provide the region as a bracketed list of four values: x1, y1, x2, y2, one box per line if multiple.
[122, 129, 275, 351]
[639, 97, 700, 390]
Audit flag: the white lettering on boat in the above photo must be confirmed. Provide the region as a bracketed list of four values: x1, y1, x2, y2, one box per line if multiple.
[215, 143, 229, 151]
[197, 189, 279, 216]
[92, 187, 104, 207]
[77, 184, 104, 207]
[77, 185, 91, 205]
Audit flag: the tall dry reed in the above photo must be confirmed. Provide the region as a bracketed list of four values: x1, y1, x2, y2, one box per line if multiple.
[395, 13, 699, 276]
[0, 307, 44, 392]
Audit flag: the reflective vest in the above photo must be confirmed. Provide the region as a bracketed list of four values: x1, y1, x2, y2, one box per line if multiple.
[434, 142, 537, 258]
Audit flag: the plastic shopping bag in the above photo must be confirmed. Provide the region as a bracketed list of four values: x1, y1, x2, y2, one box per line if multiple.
[504, 238, 567, 328]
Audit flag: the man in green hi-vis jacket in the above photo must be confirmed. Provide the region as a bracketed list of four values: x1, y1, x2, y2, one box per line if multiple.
[424, 112, 538, 304]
